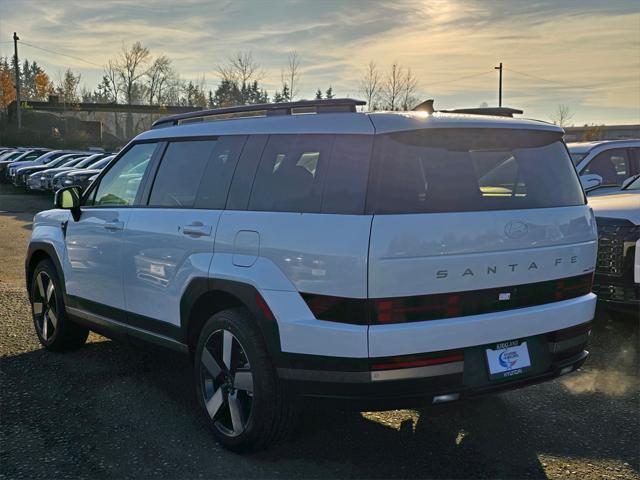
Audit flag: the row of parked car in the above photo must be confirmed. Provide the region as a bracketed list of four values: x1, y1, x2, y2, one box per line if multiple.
[0, 147, 116, 192]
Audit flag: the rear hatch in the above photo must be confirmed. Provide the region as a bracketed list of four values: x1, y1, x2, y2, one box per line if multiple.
[366, 126, 597, 306]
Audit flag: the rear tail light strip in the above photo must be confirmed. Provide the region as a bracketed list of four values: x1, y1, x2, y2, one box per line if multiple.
[369, 351, 465, 382]
[302, 273, 593, 325]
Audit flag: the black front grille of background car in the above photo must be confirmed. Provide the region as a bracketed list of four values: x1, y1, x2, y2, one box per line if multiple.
[594, 217, 640, 304]
[596, 223, 632, 276]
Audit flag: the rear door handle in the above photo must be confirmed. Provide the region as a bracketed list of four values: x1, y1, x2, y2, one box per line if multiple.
[180, 222, 212, 237]
[104, 220, 124, 231]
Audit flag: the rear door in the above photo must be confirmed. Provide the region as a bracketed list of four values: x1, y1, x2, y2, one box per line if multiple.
[121, 136, 246, 332]
[366, 128, 597, 300]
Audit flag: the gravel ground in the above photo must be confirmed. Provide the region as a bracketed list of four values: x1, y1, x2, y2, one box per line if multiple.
[0, 184, 638, 479]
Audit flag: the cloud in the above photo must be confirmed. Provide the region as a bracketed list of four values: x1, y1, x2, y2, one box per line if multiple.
[0, 0, 637, 124]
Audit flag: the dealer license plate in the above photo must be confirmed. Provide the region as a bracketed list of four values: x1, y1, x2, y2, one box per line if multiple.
[485, 339, 531, 380]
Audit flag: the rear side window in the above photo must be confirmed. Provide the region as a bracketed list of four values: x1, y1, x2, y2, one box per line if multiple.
[195, 136, 247, 209]
[249, 135, 334, 213]
[321, 135, 372, 214]
[371, 129, 584, 214]
[148, 140, 217, 208]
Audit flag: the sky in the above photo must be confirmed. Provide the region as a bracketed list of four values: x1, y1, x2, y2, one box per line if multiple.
[0, 0, 638, 125]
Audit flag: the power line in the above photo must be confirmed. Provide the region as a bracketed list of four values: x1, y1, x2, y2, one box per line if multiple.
[504, 67, 604, 90]
[425, 70, 493, 87]
[19, 40, 104, 68]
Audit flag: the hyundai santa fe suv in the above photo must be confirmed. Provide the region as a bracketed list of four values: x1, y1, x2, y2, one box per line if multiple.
[26, 98, 598, 452]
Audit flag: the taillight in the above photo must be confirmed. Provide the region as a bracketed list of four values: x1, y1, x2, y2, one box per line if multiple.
[302, 273, 593, 326]
[371, 352, 464, 371]
[300, 293, 369, 324]
[371, 294, 462, 324]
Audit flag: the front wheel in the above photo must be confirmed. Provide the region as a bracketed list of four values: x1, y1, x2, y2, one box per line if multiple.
[30, 259, 88, 351]
[194, 308, 297, 452]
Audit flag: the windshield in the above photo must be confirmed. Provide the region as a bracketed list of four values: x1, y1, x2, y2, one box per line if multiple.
[372, 129, 585, 214]
[60, 158, 84, 168]
[92, 157, 113, 170]
[0, 151, 23, 161]
[570, 152, 587, 166]
[75, 155, 102, 168]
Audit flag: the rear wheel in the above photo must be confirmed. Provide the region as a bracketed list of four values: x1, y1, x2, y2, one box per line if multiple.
[194, 308, 297, 452]
[30, 259, 88, 351]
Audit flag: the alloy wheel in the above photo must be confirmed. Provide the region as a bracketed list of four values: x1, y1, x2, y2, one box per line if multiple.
[200, 329, 254, 437]
[32, 271, 58, 342]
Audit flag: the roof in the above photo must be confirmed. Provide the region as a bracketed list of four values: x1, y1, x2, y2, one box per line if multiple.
[567, 139, 640, 153]
[137, 100, 563, 141]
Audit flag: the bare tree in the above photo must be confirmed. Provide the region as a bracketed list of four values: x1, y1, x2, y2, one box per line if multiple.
[146, 55, 173, 105]
[281, 51, 301, 101]
[103, 60, 121, 103]
[401, 67, 418, 111]
[359, 61, 380, 111]
[217, 51, 263, 85]
[115, 42, 151, 104]
[381, 61, 406, 111]
[552, 104, 573, 127]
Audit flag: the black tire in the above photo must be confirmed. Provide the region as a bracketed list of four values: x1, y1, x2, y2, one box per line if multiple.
[194, 308, 297, 452]
[30, 259, 89, 351]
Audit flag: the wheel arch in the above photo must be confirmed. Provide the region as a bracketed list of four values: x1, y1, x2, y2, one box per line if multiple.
[180, 278, 285, 367]
[25, 242, 66, 299]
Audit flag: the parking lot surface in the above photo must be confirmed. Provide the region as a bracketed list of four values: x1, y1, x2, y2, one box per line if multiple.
[1, 183, 638, 479]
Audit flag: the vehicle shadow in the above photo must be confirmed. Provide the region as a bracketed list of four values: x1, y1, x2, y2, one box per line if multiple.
[1, 311, 637, 479]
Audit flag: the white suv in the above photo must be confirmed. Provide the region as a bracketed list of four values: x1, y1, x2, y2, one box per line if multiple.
[26, 99, 597, 451]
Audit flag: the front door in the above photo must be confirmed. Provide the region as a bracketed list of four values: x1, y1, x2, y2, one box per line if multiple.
[122, 137, 246, 332]
[63, 142, 158, 316]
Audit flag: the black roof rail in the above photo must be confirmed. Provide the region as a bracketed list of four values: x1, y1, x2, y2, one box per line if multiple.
[152, 98, 366, 128]
[439, 107, 523, 117]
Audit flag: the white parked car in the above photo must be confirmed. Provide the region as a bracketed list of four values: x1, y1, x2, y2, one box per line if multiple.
[569, 139, 640, 195]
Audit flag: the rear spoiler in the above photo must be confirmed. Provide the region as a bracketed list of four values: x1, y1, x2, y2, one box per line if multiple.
[413, 100, 523, 118]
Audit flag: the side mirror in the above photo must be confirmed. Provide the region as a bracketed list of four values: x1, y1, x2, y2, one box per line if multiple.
[54, 186, 82, 220]
[580, 174, 603, 193]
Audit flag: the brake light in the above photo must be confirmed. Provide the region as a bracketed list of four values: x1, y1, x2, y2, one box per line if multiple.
[371, 294, 462, 324]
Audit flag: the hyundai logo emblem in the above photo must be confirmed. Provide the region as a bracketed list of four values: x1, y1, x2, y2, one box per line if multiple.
[505, 220, 528, 239]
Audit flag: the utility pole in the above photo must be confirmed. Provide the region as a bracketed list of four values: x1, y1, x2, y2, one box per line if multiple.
[494, 62, 503, 107]
[13, 32, 21, 129]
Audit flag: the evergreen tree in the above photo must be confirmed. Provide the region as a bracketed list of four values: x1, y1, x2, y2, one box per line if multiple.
[315, 88, 322, 100]
[272, 90, 284, 103]
[325, 86, 334, 99]
[281, 84, 290, 102]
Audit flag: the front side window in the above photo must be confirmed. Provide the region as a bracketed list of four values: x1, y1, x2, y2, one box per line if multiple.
[249, 135, 333, 213]
[90, 143, 157, 206]
[583, 148, 630, 185]
[372, 129, 584, 214]
[148, 140, 217, 208]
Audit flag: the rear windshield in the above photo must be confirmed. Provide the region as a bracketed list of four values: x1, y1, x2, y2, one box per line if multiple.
[371, 129, 584, 214]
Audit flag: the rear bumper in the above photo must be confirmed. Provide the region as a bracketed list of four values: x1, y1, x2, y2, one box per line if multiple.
[278, 325, 591, 410]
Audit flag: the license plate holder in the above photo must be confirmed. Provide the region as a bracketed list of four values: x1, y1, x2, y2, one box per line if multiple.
[485, 339, 532, 380]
